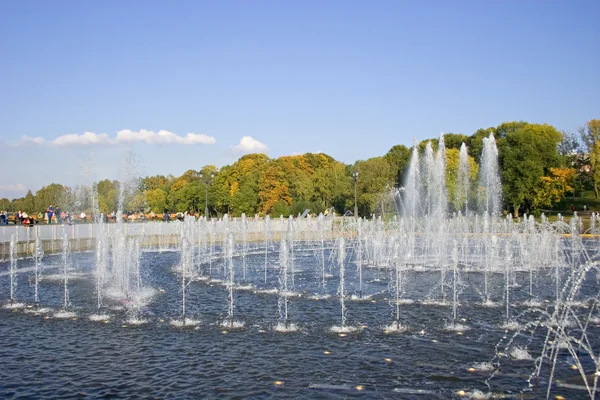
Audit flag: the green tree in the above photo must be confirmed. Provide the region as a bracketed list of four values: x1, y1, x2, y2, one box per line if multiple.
[0, 198, 10, 211]
[443, 133, 470, 150]
[467, 127, 495, 162]
[271, 200, 290, 217]
[12, 197, 25, 212]
[175, 182, 204, 213]
[231, 173, 260, 216]
[580, 119, 600, 198]
[145, 188, 168, 213]
[35, 183, 68, 212]
[384, 144, 411, 187]
[210, 165, 232, 216]
[309, 154, 351, 213]
[445, 148, 478, 212]
[224, 154, 269, 216]
[353, 157, 395, 217]
[140, 175, 172, 192]
[23, 190, 35, 213]
[500, 123, 562, 216]
[95, 179, 119, 214]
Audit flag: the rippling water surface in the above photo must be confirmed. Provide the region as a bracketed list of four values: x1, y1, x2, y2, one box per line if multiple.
[0, 249, 598, 398]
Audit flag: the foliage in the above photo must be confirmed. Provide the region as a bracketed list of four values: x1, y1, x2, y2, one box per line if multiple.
[500, 122, 562, 216]
[0, 198, 10, 211]
[34, 184, 68, 212]
[580, 119, 600, 198]
[467, 127, 495, 162]
[532, 167, 577, 209]
[145, 188, 168, 213]
[95, 179, 119, 214]
[2, 119, 595, 218]
[353, 157, 395, 217]
[271, 200, 290, 217]
[558, 130, 584, 167]
[443, 133, 470, 150]
[384, 144, 411, 187]
[445, 148, 479, 212]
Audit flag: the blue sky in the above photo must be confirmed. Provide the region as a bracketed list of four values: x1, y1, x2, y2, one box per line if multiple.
[1, 1, 598, 198]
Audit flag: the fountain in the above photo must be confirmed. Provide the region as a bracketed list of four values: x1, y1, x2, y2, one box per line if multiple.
[33, 233, 43, 306]
[1, 134, 600, 398]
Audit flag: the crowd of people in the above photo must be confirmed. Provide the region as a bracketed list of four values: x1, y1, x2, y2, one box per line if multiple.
[1, 207, 214, 226]
[0, 205, 81, 226]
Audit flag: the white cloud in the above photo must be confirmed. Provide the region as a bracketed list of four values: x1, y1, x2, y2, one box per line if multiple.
[116, 129, 215, 145]
[20, 136, 45, 146]
[14, 129, 216, 148]
[0, 184, 27, 192]
[232, 136, 268, 154]
[51, 132, 113, 147]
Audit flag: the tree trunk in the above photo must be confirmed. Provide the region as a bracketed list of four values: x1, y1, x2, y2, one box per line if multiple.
[595, 182, 599, 199]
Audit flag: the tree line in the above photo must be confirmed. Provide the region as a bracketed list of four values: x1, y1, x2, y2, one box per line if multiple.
[2, 119, 598, 218]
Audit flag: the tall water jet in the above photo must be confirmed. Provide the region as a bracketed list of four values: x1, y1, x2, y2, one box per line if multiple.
[402, 141, 421, 219]
[263, 216, 270, 284]
[356, 218, 363, 298]
[111, 230, 128, 297]
[287, 216, 295, 289]
[180, 237, 192, 323]
[9, 233, 17, 304]
[241, 213, 248, 281]
[333, 237, 350, 332]
[61, 233, 70, 310]
[209, 219, 215, 275]
[33, 233, 44, 305]
[456, 143, 471, 214]
[385, 238, 407, 332]
[433, 134, 448, 221]
[91, 172, 108, 309]
[423, 141, 436, 218]
[95, 237, 106, 309]
[451, 239, 459, 325]
[504, 240, 512, 324]
[479, 133, 502, 220]
[116, 148, 140, 223]
[275, 238, 296, 331]
[224, 232, 241, 328]
[53, 232, 77, 319]
[483, 235, 498, 305]
[130, 238, 142, 292]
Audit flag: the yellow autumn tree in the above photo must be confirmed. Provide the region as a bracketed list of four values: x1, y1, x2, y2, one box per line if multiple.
[258, 163, 292, 214]
[532, 167, 577, 208]
[445, 148, 478, 212]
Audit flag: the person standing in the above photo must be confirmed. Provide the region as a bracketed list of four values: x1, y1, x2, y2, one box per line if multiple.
[47, 205, 53, 224]
[55, 206, 62, 224]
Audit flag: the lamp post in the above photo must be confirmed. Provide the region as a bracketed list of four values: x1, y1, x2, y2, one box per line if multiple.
[352, 170, 359, 218]
[199, 172, 215, 218]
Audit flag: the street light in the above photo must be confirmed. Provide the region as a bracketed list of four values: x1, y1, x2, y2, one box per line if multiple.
[200, 172, 215, 218]
[352, 170, 359, 218]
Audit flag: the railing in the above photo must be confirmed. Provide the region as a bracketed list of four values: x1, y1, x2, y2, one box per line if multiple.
[0, 217, 342, 260]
